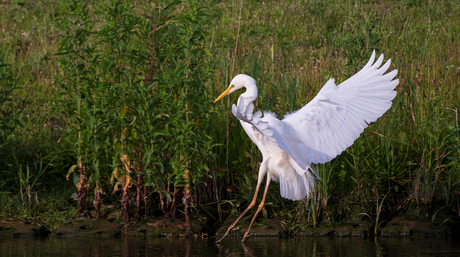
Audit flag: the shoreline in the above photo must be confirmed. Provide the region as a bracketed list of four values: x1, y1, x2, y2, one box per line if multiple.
[1, 216, 458, 239]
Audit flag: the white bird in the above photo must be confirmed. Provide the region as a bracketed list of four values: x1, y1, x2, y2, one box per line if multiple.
[214, 51, 398, 243]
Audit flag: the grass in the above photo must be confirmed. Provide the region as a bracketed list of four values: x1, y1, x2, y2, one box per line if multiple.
[0, 186, 78, 231]
[1, 0, 459, 233]
[208, 0, 460, 231]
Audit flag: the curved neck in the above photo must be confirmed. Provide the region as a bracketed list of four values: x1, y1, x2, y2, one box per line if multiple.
[238, 82, 258, 107]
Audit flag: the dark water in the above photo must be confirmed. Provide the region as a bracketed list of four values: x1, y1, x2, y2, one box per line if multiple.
[1, 236, 460, 257]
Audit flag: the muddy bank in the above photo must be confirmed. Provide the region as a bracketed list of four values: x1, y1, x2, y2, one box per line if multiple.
[1, 215, 459, 239]
[0, 220, 51, 238]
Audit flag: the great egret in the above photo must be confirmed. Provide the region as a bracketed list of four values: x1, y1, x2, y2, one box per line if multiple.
[214, 51, 398, 243]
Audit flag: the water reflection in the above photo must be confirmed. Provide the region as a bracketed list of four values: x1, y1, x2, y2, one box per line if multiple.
[1, 236, 460, 257]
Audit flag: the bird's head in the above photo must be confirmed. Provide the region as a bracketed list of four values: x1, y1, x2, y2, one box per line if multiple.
[214, 74, 256, 103]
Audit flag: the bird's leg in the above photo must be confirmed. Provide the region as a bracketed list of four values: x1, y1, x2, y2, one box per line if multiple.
[241, 175, 271, 243]
[215, 182, 262, 244]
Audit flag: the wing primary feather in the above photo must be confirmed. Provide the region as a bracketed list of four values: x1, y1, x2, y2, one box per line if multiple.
[253, 111, 262, 121]
[364, 50, 376, 68]
[247, 102, 254, 115]
[257, 50, 398, 168]
[238, 97, 245, 114]
[373, 54, 384, 68]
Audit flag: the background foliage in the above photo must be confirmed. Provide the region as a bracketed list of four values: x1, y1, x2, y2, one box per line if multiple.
[0, 0, 459, 233]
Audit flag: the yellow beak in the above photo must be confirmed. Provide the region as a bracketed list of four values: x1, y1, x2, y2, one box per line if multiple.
[213, 85, 234, 103]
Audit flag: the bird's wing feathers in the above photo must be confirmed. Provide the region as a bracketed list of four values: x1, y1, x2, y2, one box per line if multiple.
[231, 51, 398, 171]
[276, 51, 398, 169]
[232, 98, 273, 137]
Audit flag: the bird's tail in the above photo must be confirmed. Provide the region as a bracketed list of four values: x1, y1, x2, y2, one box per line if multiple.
[279, 163, 317, 201]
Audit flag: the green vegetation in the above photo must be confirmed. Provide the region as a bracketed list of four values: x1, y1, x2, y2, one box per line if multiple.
[1, 0, 459, 235]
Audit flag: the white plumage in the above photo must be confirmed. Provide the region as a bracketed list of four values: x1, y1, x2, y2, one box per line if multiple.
[214, 50, 398, 243]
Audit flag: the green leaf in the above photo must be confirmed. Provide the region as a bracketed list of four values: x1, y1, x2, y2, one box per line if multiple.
[161, 190, 172, 202]
[88, 116, 94, 130]
[72, 170, 80, 187]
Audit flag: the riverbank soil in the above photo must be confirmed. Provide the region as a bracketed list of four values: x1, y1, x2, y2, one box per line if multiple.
[51, 219, 122, 238]
[1, 216, 459, 239]
[130, 218, 204, 238]
[0, 220, 50, 238]
[215, 217, 285, 237]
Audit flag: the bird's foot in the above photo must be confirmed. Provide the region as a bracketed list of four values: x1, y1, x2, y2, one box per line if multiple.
[241, 232, 253, 243]
[215, 231, 229, 244]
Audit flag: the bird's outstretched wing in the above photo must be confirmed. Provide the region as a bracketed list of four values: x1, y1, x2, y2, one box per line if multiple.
[263, 51, 399, 170]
